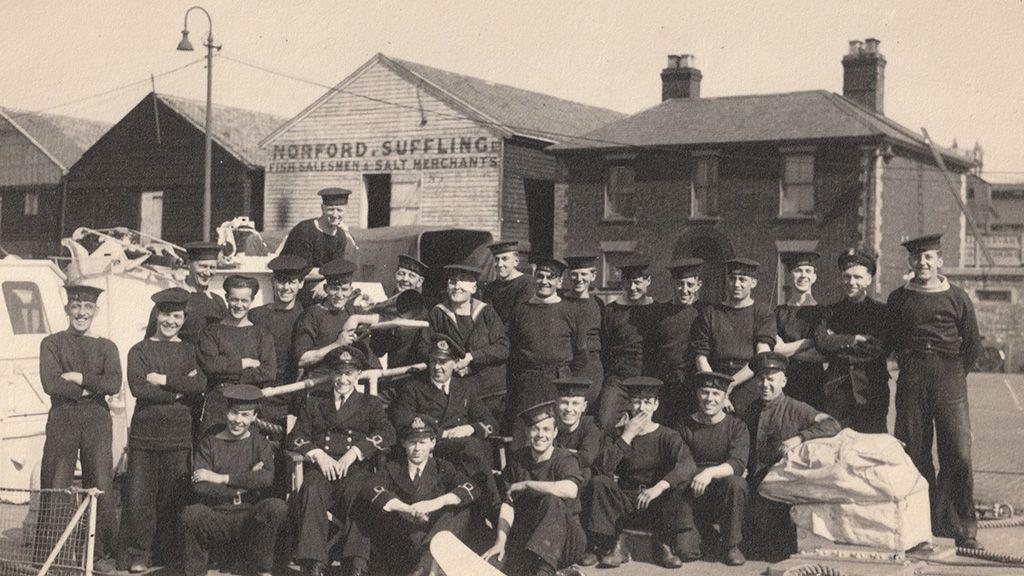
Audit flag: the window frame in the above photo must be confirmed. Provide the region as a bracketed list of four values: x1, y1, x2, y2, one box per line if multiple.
[690, 151, 720, 219]
[599, 240, 639, 291]
[2, 281, 50, 335]
[779, 150, 816, 217]
[602, 162, 637, 222]
[23, 191, 40, 217]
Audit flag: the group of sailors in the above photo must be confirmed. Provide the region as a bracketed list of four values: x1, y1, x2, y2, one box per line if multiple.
[37, 187, 984, 576]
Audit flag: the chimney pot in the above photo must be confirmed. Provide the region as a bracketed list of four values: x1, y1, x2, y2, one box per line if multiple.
[842, 38, 886, 114]
[661, 54, 701, 100]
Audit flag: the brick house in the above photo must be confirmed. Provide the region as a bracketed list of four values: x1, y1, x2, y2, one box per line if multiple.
[260, 53, 625, 258]
[0, 108, 108, 257]
[549, 40, 978, 304]
[63, 93, 286, 244]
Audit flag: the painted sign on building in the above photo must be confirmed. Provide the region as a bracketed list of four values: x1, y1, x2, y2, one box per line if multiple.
[267, 136, 502, 173]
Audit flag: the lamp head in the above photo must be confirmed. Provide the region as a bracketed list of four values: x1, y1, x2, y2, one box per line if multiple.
[177, 29, 194, 51]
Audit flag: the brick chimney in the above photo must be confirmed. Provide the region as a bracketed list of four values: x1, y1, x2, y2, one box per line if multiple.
[661, 54, 701, 100]
[842, 38, 886, 114]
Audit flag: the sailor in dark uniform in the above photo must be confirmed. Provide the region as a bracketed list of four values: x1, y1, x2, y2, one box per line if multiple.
[587, 377, 697, 569]
[249, 255, 309, 428]
[596, 261, 658, 431]
[288, 346, 396, 576]
[197, 275, 276, 434]
[363, 414, 476, 576]
[884, 233, 982, 549]
[742, 352, 841, 561]
[392, 334, 500, 522]
[369, 254, 430, 405]
[293, 258, 378, 381]
[145, 242, 226, 344]
[279, 187, 353, 307]
[481, 240, 533, 325]
[506, 256, 587, 439]
[424, 263, 509, 418]
[813, 248, 890, 433]
[37, 284, 121, 567]
[551, 377, 603, 567]
[691, 257, 777, 419]
[482, 401, 587, 576]
[773, 251, 827, 410]
[181, 385, 288, 576]
[652, 258, 706, 426]
[560, 255, 604, 404]
[677, 371, 750, 566]
[120, 288, 206, 572]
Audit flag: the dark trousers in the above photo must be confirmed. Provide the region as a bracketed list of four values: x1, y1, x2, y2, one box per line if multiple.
[38, 404, 117, 559]
[119, 448, 191, 568]
[894, 352, 977, 541]
[745, 491, 794, 562]
[294, 464, 373, 564]
[655, 367, 695, 427]
[824, 383, 888, 434]
[366, 507, 472, 574]
[679, 475, 747, 555]
[181, 499, 288, 576]
[435, 437, 501, 514]
[505, 493, 585, 573]
[506, 367, 563, 447]
[581, 352, 604, 408]
[585, 475, 694, 541]
[596, 376, 630, 432]
[199, 388, 228, 436]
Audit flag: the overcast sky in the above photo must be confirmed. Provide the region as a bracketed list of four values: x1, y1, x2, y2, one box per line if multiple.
[3, 0, 1022, 180]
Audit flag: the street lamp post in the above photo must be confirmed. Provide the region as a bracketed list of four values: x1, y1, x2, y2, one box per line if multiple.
[177, 6, 218, 242]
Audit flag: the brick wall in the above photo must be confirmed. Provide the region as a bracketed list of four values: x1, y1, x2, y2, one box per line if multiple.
[946, 268, 1024, 371]
[876, 153, 968, 294]
[557, 143, 865, 303]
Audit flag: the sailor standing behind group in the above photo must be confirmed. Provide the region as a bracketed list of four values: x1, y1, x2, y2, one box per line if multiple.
[145, 242, 226, 345]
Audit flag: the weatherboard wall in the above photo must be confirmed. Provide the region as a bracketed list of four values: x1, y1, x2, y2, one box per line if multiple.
[63, 97, 262, 244]
[0, 115, 64, 256]
[262, 60, 505, 246]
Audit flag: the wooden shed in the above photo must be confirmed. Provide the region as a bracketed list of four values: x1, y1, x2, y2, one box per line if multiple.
[0, 108, 108, 257]
[63, 93, 286, 244]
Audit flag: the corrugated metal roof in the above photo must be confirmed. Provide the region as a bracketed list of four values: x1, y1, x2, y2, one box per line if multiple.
[549, 90, 971, 166]
[384, 55, 626, 143]
[0, 108, 110, 171]
[156, 93, 288, 167]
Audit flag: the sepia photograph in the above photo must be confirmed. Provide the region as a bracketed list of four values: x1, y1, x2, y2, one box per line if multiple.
[0, 1, 1022, 575]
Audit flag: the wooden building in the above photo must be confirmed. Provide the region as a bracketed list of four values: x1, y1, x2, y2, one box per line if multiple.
[260, 53, 625, 258]
[63, 93, 286, 244]
[0, 108, 108, 257]
[549, 41, 978, 304]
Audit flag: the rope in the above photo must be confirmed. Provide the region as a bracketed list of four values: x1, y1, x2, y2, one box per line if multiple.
[978, 516, 1024, 529]
[781, 564, 847, 576]
[956, 546, 1024, 566]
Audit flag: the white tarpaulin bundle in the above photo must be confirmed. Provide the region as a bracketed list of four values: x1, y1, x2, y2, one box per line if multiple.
[758, 428, 931, 551]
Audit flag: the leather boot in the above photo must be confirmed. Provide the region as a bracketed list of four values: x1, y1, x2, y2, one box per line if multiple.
[657, 541, 683, 568]
[598, 533, 630, 568]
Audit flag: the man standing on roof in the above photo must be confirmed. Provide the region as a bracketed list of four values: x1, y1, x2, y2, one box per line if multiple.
[884, 233, 982, 550]
[279, 188, 353, 306]
[145, 242, 226, 345]
[37, 285, 121, 569]
[481, 240, 533, 325]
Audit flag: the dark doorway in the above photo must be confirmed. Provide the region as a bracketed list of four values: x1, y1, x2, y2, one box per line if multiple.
[364, 174, 392, 228]
[524, 178, 554, 258]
